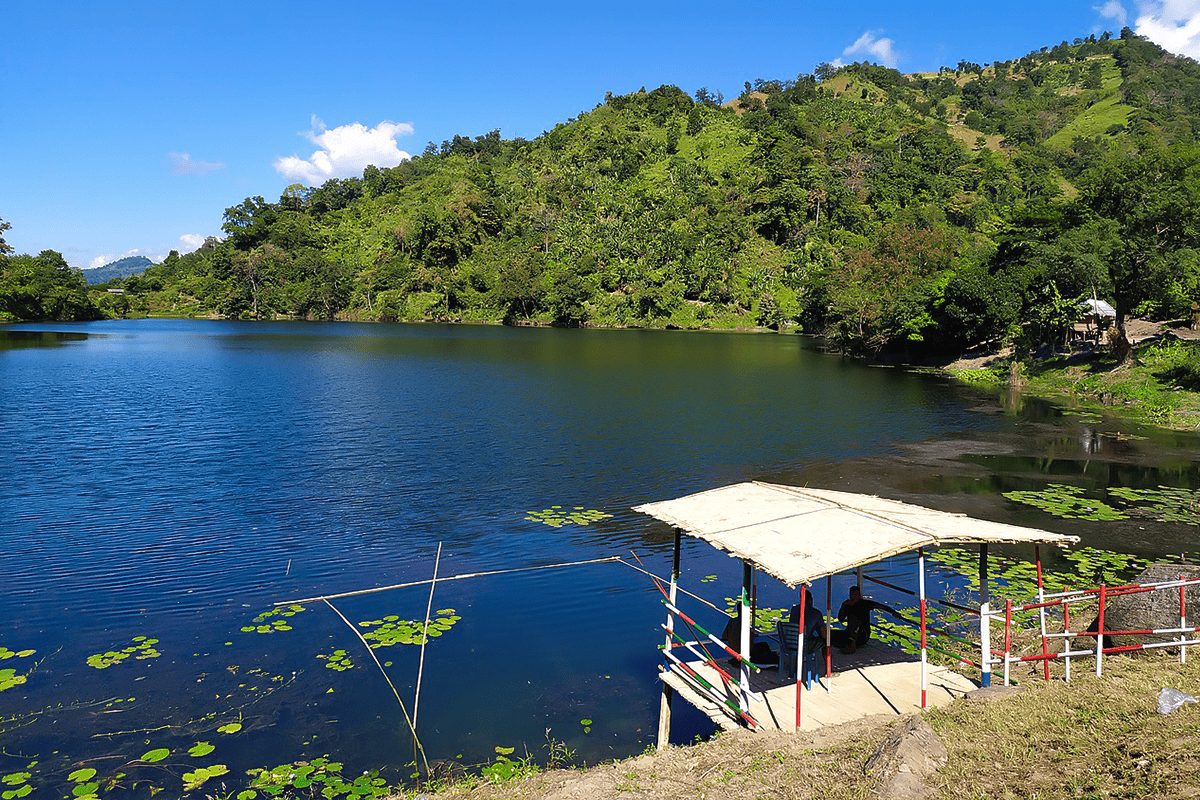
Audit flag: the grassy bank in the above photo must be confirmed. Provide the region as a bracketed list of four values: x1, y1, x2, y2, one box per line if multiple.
[393, 655, 1200, 800]
[947, 339, 1200, 430]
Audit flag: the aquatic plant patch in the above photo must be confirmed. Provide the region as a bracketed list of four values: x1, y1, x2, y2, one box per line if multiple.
[86, 636, 161, 669]
[1107, 486, 1200, 525]
[358, 609, 461, 648]
[524, 506, 613, 528]
[241, 604, 306, 634]
[1002, 484, 1127, 520]
[0, 767, 34, 800]
[316, 648, 353, 671]
[246, 757, 390, 798]
[182, 763, 228, 792]
[0, 647, 36, 693]
[723, 600, 790, 634]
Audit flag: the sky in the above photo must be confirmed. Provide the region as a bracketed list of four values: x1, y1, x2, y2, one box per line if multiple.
[2, 1, 1199, 268]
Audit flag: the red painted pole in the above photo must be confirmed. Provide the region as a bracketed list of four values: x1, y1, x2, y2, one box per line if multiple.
[1181, 576, 1188, 665]
[1063, 593, 1072, 682]
[796, 584, 807, 732]
[1095, 584, 1106, 677]
[918, 548, 927, 709]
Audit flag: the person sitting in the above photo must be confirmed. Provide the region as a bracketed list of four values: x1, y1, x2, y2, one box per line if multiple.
[830, 585, 899, 653]
[787, 599, 827, 649]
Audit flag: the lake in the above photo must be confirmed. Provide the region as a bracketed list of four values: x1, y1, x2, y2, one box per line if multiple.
[1, 320, 1197, 796]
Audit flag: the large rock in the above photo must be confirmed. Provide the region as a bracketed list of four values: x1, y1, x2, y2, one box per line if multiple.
[1097, 564, 1200, 649]
[863, 715, 947, 800]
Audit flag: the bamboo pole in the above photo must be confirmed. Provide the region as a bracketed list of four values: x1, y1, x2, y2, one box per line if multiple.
[1063, 592, 1072, 682]
[1095, 584, 1106, 677]
[1035, 545, 1050, 682]
[323, 599, 430, 777]
[795, 584, 807, 731]
[739, 561, 753, 713]
[824, 575, 832, 692]
[1002, 598, 1012, 686]
[918, 548, 927, 709]
[979, 543, 991, 688]
[657, 530, 682, 751]
[1181, 576, 1188, 665]
[411, 542, 442, 731]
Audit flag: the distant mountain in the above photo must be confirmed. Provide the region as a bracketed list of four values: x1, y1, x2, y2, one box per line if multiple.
[82, 255, 153, 284]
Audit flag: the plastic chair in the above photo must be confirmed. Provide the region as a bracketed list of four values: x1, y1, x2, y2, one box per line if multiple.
[776, 620, 823, 689]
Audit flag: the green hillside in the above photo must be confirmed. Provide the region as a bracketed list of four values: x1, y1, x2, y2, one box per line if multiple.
[10, 29, 1198, 356]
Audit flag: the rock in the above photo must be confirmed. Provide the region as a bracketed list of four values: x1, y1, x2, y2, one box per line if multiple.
[1093, 564, 1200, 649]
[863, 715, 947, 799]
[963, 685, 1022, 703]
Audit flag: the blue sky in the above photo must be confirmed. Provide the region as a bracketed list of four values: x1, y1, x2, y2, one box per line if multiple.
[2, 0, 1197, 268]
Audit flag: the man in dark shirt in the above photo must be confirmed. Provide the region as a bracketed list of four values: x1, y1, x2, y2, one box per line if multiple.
[832, 586, 898, 653]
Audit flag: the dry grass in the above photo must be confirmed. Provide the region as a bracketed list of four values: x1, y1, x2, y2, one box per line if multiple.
[394, 655, 1200, 800]
[929, 654, 1200, 799]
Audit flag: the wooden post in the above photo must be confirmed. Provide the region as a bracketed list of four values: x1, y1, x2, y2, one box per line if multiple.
[856, 566, 864, 592]
[740, 561, 753, 713]
[795, 583, 807, 732]
[656, 529, 682, 751]
[979, 544, 991, 688]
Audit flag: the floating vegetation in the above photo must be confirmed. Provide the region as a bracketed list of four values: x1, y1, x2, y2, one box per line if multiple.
[217, 722, 243, 735]
[0, 647, 41, 693]
[188, 741, 215, 758]
[246, 757, 390, 798]
[66, 766, 100, 800]
[240, 604, 306, 634]
[480, 746, 537, 784]
[182, 763, 228, 792]
[579, 717, 593, 734]
[316, 648, 354, 672]
[0, 647, 35, 661]
[699, 574, 718, 584]
[86, 636, 161, 669]
[141, 747, 170, 763]
[0, 768, 33, 800]
[523, 506, 613, 528]
[358, 609, 461, 648]
[723, 599, 790, 633]
[1108, 486, 1200, 525]
[1002, 484, 1127, 520]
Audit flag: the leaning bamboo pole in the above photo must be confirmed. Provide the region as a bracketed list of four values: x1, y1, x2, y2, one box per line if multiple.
[412, 542, 443, 731]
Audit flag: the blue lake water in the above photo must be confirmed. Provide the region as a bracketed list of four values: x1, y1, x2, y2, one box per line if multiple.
[1, 320, 1197, 795]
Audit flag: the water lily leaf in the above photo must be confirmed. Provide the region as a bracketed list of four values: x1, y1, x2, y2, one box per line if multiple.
[68, 768, 97, 783]
[188, 742, 215, 758]
[141, 748, 170, 763]
[217, 722, 242, 735]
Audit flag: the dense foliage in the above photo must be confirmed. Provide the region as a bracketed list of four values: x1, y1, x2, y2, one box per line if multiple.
[7, 31, 1200, 355]
[0, 243, 100, 322]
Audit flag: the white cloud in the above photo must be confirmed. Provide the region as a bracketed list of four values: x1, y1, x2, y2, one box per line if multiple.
[1135, 0, 1200, 58]
[1096, 0, 1129, 27]
[178, 233, 205, 253]
[835, 31, 899, 69]
[274, 116, 414, 185]
[168, 152, 224, 176]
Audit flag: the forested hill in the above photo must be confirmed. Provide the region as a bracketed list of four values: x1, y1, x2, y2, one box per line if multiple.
[114, 30, 1200, 353]
[82, 255, 153, 284]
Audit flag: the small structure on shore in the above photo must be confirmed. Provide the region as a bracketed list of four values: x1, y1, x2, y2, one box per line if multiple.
[633, 482, 1078, 745]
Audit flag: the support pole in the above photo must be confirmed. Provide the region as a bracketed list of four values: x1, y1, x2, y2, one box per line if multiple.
[1063, 592, 1072, 682]
[918, 548, 928, 709]
[796, 583, 807, 732]
[1035, 545, 1050, 682]
[979, 542, 991, 688]
[656, 529, 681, 751]
[1095, 584, 1106, 677]
[1181, 576, 1188, 665]
[1003, 598, 1012, 686]
[857, 566, 864, 592]
[740, 561, 753, 713]
[825, 575, 833, 691]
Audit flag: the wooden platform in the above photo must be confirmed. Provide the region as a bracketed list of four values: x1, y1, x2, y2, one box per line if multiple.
[660, 643, 977, 732]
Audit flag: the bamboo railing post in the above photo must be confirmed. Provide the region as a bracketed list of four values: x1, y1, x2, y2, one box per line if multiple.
[739, 561, 753, 713]
[1035, 545, 1050, 682]
[656, 529, 682, 751]
[1095, 584, 1106, 677]
[918, 548, 928, 709]
[795, 583, 807, 731]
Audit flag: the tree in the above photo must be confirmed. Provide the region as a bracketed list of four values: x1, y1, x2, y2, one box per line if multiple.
[0, 216, 12, 255]
[1077, 139, 1200, 362]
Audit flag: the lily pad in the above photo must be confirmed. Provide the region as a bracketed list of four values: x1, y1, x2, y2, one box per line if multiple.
[140, 748, 170, 763]
[86, 637, 161, 670]
[1003, 484, 1126, 521]
[523, 506, 613, 528]
[217, 722, 242, 735]
[187, 741, 215, 758]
